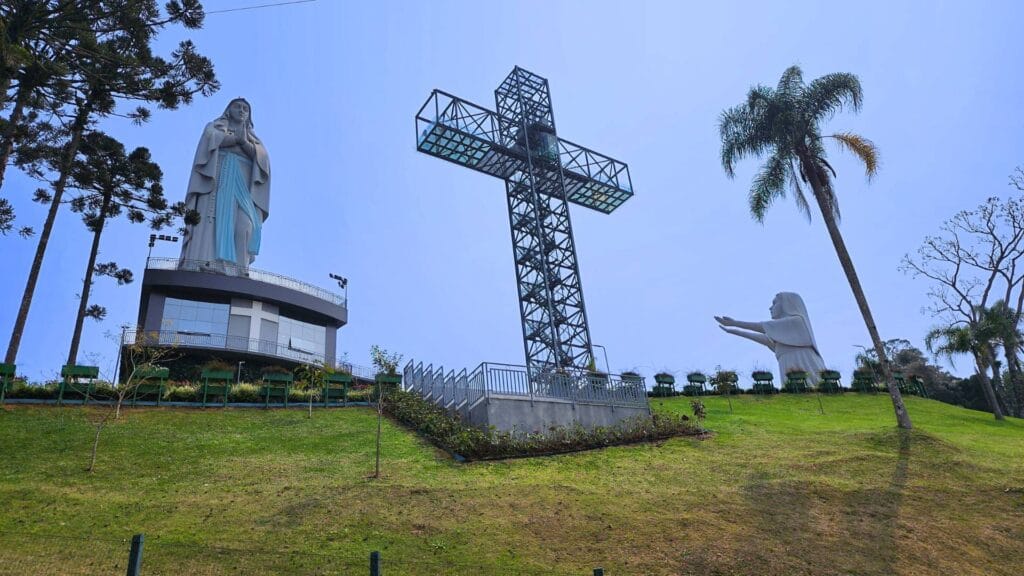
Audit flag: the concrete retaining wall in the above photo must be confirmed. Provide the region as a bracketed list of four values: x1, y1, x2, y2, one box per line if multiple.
[465, 394, 651, 433]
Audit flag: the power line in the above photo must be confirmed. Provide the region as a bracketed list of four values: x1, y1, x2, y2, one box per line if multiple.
[205, 0, 317, 15]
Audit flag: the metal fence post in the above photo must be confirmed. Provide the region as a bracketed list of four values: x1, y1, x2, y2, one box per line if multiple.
[370, 550, 380, 576]
[126, 533, 144, 576]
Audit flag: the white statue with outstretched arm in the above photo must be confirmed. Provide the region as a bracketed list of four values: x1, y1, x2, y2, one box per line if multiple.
[715, 292, 826, 386]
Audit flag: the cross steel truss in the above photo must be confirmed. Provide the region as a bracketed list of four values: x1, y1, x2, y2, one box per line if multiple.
[415, 67, 633, 374]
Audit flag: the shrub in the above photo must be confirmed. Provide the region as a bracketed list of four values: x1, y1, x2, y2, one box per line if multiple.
[260, 365, 292, 375]
[201, 359, 234, 372]
[383, 390, 702, 461]
[230, 383, 261, 403]
[91, 382, 116, 400]
[289, 388, 314, 403]
[690, 399, 706, 420]
[165, 384, 199, 402]
[6, 382, 58, 399]
[345, 388, 370, 402]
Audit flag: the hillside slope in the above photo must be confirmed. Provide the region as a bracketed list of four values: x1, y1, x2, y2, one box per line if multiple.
[0, 395, 1021, 575]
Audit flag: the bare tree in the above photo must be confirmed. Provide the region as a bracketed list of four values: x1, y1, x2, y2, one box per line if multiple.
[85, 331, 177, 472]
[902, 184, 1024, 417]
[296, 361, 326, 419]
[369, 345, 402, 480]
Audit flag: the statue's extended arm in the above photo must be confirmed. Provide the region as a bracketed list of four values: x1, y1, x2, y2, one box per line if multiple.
[714, 316, 765, 333]
[719, 325, 775, 351]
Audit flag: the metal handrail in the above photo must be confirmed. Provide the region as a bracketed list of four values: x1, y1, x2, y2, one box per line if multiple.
[403, 359, 649, 409]
[146, 257, 347, 308]
[123, 329, 325, 366]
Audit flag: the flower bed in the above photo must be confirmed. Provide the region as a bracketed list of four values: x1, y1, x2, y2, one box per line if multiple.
[383, 389, 704, 461]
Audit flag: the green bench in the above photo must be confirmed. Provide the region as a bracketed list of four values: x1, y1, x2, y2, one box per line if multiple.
[59, 365, 100, 405]
[851, 369, 876, 393]
[0, 363, 14, 404]
[783, 371, 809, 393]
[201, 369, 234, 407]
[751, 371, 776, 394]
[908, 375, 928, 398]
[323, 372, 353, 406]
[892, 371, 928, 397]
[818, 370, 842, 393]
[260, 372, 294, 407]
[131, 367, 169, 406]
[685, 373, 707, 396]
[652, 373, 675, 397]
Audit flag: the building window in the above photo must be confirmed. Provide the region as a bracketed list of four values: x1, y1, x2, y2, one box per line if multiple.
[160, 297, 230, 346]
[278, 315, 326, 359]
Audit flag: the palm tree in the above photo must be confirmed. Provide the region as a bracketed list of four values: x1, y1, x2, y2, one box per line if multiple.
[925, 322, 1004, 420]
[719, 65, 912, 429]
[976, 301, 1020, 416]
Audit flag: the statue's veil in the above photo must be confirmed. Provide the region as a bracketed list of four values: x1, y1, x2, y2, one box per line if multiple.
[764, 292, 820, 352]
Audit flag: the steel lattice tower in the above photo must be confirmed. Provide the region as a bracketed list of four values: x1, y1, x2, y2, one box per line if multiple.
[415, 67, 633, 373]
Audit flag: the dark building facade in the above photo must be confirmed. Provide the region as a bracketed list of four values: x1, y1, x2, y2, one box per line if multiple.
[123, 258, 347, 380]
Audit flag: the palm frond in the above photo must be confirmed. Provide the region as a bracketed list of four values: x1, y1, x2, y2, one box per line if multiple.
[788, 160, 812, 222]
[818, 156, 837, 179]
[776, 65, 804, 98]
[746, 84, 774, 111]
[749, 151, 789, 223]
[719, 103, 771, 178]
[925, 325, 975, 365]
[827, 132, 879, 181]
[801, 72, 863, 123]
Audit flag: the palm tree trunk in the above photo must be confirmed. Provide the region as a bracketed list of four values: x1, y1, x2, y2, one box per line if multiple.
[1003, 339, 1023, 417]
[67, 192, 110, 365]
[804, 169, 912, 429]
[989, 356, 1012, 417]
[974, 354, 1005, 420]
[4, 102, 90, 364]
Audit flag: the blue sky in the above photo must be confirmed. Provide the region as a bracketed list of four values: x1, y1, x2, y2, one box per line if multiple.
[3, 0, 1023, 382]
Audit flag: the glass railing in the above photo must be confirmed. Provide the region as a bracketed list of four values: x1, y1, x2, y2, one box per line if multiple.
[146, 258, 346, 308]
[123, 329, 324, 365]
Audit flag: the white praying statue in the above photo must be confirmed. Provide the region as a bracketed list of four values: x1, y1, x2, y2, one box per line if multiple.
[715, 292, 826, 386]
[180, 98, 271, 272]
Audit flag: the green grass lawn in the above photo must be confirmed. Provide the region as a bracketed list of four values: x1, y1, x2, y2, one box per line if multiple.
[0, 394, 1021, 575]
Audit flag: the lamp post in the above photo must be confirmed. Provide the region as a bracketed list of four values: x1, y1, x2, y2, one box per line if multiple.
[237, 361, 245, 385]
[147, 234, 179, 261]
[592, 344, 611, 375]
[329, 273, 348, 304]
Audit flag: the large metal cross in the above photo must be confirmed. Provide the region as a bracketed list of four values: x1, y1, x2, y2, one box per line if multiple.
[415, 67, 633, 374]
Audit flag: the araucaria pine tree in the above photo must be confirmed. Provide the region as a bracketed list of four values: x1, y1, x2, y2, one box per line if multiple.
[2, 1, 218, 365]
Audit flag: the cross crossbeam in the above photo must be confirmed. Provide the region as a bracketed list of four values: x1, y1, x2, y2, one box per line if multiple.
[415, 67, 633, 373]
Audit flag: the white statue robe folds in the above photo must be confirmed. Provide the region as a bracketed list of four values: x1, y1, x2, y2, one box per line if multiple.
[180, 120, 270, 269]
[762, 316, 826, 386]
